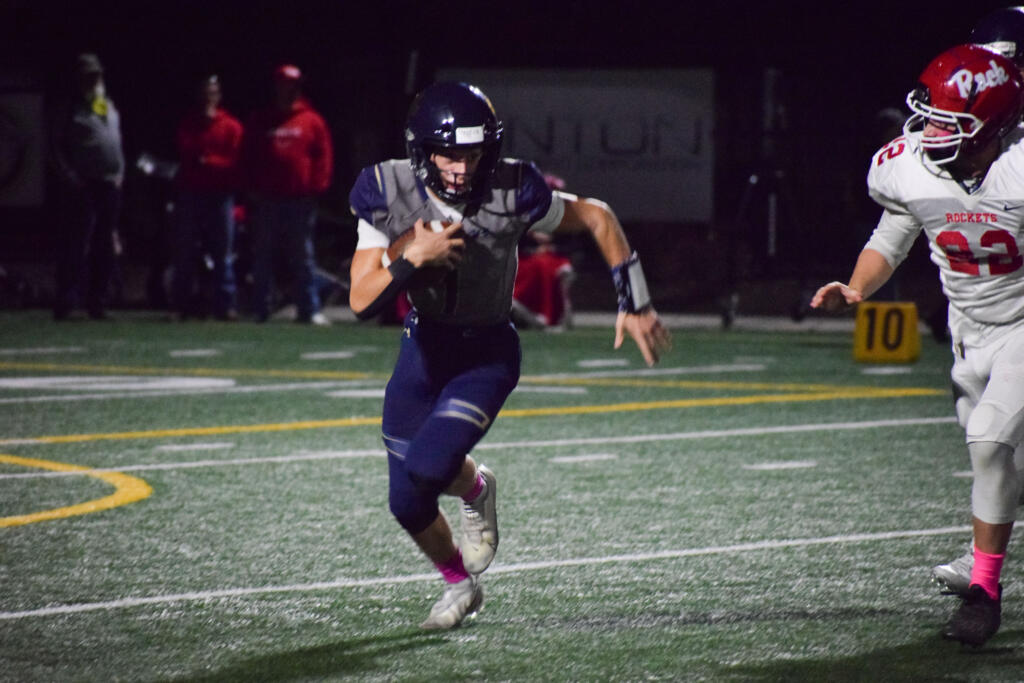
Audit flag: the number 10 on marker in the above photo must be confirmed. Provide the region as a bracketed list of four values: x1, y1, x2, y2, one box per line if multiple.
[853, 302, 921, 363]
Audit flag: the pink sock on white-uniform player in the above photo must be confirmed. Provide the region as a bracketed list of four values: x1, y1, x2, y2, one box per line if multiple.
[971, 546, 1005, 600]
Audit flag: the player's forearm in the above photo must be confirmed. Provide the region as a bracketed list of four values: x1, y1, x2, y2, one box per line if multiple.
[349, 248, 410, 318]
[349, 267, 396, 314]
[848, 248, 896, 299]
[577, 198, 632, 266]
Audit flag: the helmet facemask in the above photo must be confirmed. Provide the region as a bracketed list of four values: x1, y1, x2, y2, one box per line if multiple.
[417, 143, 494, 204]
[904, 89, 986, 166]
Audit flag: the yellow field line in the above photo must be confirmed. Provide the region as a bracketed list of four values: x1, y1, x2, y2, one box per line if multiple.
[0, 387, 942, 445]
[500, 388, 942, 417]
[520, 376, 891, 392]
[0, 454, 152, 527]
[25, 416, 384, 444]
[0, 361, 377, 381]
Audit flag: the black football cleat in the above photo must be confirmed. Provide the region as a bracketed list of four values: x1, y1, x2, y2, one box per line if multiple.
[941, 584, 1001, 647]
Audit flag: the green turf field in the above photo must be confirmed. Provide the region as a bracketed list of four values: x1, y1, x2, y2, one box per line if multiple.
[1, 311, 1022, 681]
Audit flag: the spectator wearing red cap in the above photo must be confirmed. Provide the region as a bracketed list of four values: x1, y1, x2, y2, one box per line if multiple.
[243, 64, 334, 325]
[173, 75, 243, 320]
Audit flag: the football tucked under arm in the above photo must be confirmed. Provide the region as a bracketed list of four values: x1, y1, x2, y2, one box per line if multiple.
[381, 220, 449, 267]
[352, 219, 458, 321]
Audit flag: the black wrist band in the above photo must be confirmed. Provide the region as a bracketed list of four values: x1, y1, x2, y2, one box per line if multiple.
[387, 256, 416, 287]
[610, 251, 652, 313]
[355, 257, 417, 321]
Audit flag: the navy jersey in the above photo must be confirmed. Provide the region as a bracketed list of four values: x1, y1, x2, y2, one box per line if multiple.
[350, 158, 564, 325]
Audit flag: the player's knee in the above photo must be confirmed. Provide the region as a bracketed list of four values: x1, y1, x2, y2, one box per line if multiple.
[404, 407, 491, 490]
[388, 490, 437, 535]
[970, 440, 1019, 524]
[406, 455, 463, 496]
[967, 397, 1024, 445]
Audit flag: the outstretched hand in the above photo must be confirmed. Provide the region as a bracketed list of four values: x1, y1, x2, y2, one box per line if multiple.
[809, 281, 863, 311]
[614, 309, 672, 367]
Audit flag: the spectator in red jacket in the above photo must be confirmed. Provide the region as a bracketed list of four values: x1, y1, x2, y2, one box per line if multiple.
[173, 74, 243, 320]
[244, 64, 334, 325]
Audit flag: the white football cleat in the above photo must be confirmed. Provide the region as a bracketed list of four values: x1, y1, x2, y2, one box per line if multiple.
[932, 548, 973, 597]
[460, 465, 498, 574]
[419, 576, 484, 630]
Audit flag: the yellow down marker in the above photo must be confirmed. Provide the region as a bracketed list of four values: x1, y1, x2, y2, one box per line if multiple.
[0, 454, 152, 527]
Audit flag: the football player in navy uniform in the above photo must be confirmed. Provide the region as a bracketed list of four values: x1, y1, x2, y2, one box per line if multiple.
[348, 82, 671, 629]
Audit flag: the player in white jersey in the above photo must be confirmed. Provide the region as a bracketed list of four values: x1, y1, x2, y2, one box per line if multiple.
[812, 44, 1024, 647]
[931, 4, 1024, 598]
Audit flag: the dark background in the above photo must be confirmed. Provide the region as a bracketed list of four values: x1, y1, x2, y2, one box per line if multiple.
[0, 0, 1015, 315]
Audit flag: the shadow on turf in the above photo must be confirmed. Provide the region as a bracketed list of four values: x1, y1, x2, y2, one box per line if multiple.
[728, 629, 1024, 682]
[161, 629, 446, 682]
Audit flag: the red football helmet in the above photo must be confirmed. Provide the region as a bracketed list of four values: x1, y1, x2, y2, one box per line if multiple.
[904, 44, 1024, 165]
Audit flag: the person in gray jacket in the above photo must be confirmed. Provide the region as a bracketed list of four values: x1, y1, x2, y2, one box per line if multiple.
[49, 53, 125, 320]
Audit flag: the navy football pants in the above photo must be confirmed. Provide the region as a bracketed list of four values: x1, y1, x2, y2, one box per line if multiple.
[382, 312, 521, 535]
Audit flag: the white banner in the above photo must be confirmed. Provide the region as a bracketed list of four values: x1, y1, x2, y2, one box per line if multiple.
[436, 69, 714, 222]
[0, 92, 45, 207]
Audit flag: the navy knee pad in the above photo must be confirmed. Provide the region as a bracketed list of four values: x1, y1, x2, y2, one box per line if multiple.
[403, 400, 493, 491]
[388, 486, 438, 535]
[384, 435, 439, 535]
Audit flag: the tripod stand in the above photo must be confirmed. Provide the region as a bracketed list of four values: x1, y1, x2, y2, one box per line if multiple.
[719, 69, 810, 328]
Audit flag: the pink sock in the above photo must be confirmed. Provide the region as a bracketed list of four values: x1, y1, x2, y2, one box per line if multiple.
[462, 473, 486, 503]
[971, 546, 1005, 600]
[435, 549, 470, 584]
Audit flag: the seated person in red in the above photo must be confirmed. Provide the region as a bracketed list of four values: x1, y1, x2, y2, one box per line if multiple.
[511, 230, 575, 329]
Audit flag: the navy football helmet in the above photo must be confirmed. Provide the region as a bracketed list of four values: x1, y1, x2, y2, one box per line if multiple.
[405, 82, 503, 203]
[970, 6, 1024, 67]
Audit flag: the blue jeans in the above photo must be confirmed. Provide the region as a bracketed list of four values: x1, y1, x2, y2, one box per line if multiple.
[172, 190, 236, 317]
[248, 197, 320, 320]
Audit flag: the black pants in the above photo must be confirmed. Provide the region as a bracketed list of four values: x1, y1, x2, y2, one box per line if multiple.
[54, 180, 121, 316]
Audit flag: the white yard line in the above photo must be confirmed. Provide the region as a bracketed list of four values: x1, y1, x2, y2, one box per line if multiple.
[0, 362, 762, 405]
[0, 524, 971, 620]
[168, 350, 221, 358]
[474, 416, 959, 450]
[742, 461, 818, 471]
[0, 347, 85, 355]
[534, 363, 766, 379]
[0, 416, 959, 480]
[861, 366, 914, 375]
[550, 454, 618, 463]
[576, 359, 630, 368]
[154, 443, 236, 452]
[512, 386, 588, 394]
[0, 380, 381, 405]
